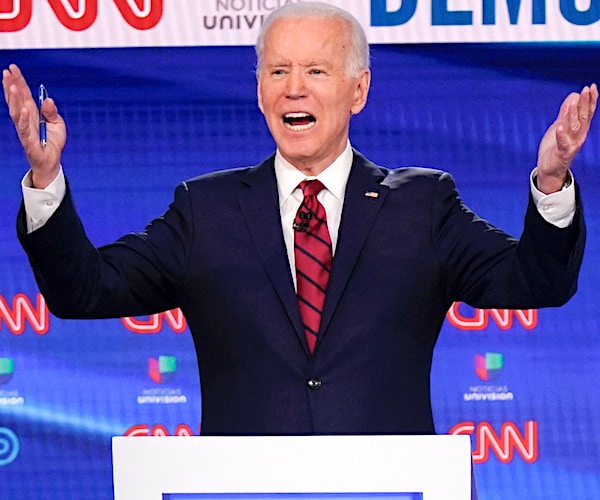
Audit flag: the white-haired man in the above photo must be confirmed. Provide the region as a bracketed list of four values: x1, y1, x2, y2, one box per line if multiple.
[3, 2, 597, 436]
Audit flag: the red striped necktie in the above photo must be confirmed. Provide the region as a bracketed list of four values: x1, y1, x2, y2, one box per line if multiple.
[293, 180, 332, 353]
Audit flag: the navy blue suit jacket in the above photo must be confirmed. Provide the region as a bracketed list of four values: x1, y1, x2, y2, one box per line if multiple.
[18, 150, 585, 435]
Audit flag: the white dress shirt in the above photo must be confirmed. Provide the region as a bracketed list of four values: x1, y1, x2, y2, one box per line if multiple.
[275, 142, 353, 287]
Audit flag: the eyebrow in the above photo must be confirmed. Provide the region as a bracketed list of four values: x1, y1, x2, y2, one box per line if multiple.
[267, 60, 330, 68]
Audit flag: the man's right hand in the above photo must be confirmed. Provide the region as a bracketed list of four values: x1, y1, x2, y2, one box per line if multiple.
[3, 64, 66, 189]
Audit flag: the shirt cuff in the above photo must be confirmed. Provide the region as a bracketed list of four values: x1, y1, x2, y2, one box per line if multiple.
[530, 168, 576, 228]
[21, 167, 66, 233]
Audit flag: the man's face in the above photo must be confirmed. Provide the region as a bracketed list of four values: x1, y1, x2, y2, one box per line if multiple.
[257, 16, 370, 175]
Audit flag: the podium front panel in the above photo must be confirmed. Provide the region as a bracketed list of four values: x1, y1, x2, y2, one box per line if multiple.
[112, 435, 472, 500]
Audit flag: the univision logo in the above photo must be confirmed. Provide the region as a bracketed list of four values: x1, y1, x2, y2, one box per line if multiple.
[0, 358, 14, 385]
[148, 356, 177, 384]
[475, 352, 503, 381]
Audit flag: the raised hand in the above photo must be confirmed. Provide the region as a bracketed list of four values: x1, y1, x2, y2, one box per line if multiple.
[3, 64, 67, 189]
[536, 83, 598, 194]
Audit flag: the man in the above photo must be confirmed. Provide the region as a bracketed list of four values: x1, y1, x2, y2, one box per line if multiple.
[2, 2, 597, 435]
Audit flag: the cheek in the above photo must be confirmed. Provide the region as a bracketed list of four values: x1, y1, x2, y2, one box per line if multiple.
[257, 81, 275, 112]
[259, 93, 279, 118]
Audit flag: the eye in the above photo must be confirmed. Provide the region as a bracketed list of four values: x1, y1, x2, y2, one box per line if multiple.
[310, 69, 323, 75]
[270, 68, 287, 77]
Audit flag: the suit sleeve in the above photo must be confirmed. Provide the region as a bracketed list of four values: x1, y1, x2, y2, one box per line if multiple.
[17, 181, 194, 319]
[433, 172, 585, 309]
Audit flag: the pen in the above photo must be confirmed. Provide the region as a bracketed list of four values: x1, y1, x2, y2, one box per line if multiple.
[38, 84, 47, 148]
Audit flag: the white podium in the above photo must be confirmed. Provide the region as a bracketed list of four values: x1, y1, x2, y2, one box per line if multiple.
[112, 435, 474, 500]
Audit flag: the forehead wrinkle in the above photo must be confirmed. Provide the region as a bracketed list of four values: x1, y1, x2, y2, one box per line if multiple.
[266, 58, 332, 69]
[260, 17, 352, 72]
[302, 59, 330, 67]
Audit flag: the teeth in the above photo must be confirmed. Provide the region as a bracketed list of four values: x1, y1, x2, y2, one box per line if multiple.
[284, 112, 316, 131]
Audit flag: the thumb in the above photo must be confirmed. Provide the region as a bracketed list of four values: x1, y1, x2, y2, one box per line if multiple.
[42, 97, 59, 122]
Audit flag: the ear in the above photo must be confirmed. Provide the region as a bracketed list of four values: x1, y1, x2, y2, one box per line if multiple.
[350, 69, 371, 115]
[256, 73, 265, 115]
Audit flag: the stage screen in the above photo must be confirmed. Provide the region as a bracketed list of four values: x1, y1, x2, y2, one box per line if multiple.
[1, 2, 599, 499]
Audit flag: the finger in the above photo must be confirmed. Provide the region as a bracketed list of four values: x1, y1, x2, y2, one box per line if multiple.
[15, 105, 35, 144]
[8, 63, 22, 78]
[42, 97, 58, 123]
[6, 83, 23, 122]
[589, 82, 598, 117]
[2, 66, 22, 104]
[557, 92, 578, 123]
[575, 84, 598, 130]
[4, 68, 35, 124]
[6, 83, 35, 134]
[565, 97, 581, 137]
[6, 64, 33, 104]
[577, 86, 590, 123]
[2, 68, 13, 104]
[555, 124, 570, 152]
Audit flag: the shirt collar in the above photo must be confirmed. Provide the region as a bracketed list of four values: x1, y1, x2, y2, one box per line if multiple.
[274, 141, 353, 206]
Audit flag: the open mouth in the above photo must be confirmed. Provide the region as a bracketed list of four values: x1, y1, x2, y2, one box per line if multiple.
[283, 112, 316, 131]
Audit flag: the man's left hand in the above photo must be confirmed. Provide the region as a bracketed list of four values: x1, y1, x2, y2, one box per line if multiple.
[536, 83, 598, 194]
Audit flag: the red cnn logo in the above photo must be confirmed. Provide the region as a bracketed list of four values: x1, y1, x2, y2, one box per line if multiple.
[0, 0, 163, 32]
[446, 302, 538, 330]
[0, 0, 32, 32]
[0, 293, 49, 335]
[122, 308, 187, 334]
[124, 423, 197, 437]
[449, 421, 539, 464]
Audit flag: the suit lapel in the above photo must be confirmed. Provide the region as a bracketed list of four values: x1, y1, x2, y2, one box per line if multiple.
[237, 156, 309, 354]
[237, 152, 389, 357]
[318, 151, 388, 345]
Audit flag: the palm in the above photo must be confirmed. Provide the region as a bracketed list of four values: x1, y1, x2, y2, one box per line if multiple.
[3, 64, 67, 187]
[536, 85, 597, 192]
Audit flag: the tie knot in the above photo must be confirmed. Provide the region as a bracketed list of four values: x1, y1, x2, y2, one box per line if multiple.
[299, 179, 325, 198]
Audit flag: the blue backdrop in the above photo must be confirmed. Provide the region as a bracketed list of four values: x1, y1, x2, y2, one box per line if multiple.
[1, 44, 599, 499]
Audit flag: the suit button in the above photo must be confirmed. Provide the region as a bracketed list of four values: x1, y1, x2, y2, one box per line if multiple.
[307, 378, 322, 390]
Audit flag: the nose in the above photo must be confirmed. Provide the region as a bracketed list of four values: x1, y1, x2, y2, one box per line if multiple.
[285, 69, 306, 99]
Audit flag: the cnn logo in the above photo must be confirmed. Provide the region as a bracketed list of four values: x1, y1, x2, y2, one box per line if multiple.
[450, 421, 539, 464]
[0, 293, 48, 335]
[0, 0, 163, 32]
[124, 423, 198, 437]
[447, 302, 538, 330]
